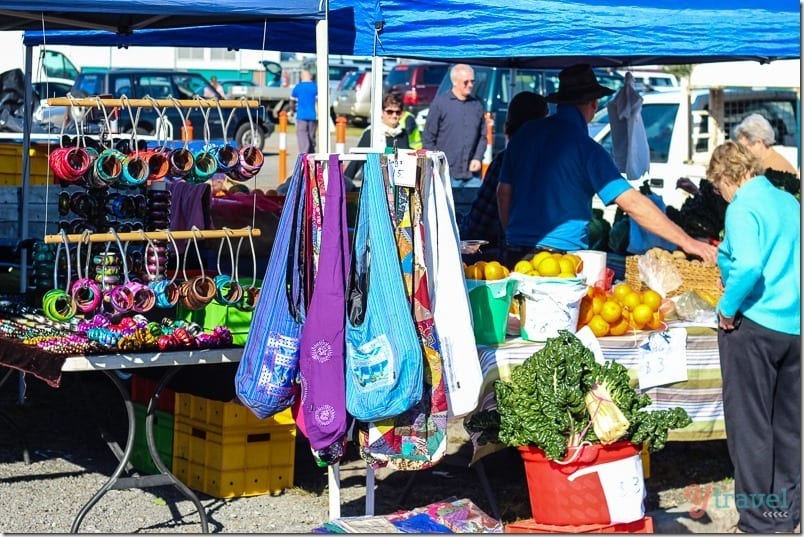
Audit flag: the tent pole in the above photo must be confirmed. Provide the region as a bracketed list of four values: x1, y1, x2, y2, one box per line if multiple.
[369, 55, 384, 149]
[19, 44, 33, 295]
[315, 7, 330, 154]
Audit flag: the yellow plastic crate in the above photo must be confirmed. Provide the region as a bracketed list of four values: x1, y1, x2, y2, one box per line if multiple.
[0, 143, 52, 186]
[172, 393, 296, 498]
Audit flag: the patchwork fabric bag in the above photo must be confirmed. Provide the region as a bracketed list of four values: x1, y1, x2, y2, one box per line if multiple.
[345, 153, 423, 422]
[234, 156, 306, 419]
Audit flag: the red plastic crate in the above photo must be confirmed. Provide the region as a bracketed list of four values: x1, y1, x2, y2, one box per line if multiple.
[505, 516, 653, 533]
[130, 374, 175, 414]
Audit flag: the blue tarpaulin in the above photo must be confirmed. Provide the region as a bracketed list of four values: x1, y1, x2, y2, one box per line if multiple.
[352, 0, 800, 67]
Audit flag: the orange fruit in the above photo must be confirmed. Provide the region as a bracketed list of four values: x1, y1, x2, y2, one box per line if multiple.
[632, 304, 654, 327]
[621, 291, 643, 311]
[642, 289, 662, 312]
[646, 311, 664, 331]
[465, 264, 484, 280]
[592, 294, 605, 315]
[588, 314, 610, 337]
[484, 261, 506, 280]
[475, 260, 488, 273]
[608, 316, 630, 336]
[612, 283, 634, 303]
[537, 257, 561, 277]
[600, 300, 622, 324]
[513, 260, 533, 274]
[577, 296, 595, 328]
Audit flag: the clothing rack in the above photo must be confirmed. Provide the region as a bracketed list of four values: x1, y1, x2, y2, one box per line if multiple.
[43, 228, 261, 244]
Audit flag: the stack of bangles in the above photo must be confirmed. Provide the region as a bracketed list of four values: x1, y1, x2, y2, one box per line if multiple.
[179, 276, 217, 310]
[146, 189, 171, 230]
[49, 147, 93, 182]
[214, 274, 244, 306]
[229, 145, 265, 182]
[42, 289, 78, 322]
[93, 148, 126, 186]
[94, 252, 122, 291]
[70, 278, 103, 314]
[214, 144, 240, 173]
[145, 242, 169, 281]
[240, 285, 260, 311]
[150, 279, 180, 308]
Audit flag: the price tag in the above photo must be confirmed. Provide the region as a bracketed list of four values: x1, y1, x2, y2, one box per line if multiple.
[637, 327, 688, 390]
[390, 151, 419, 188]
[575, 325, 606, 365]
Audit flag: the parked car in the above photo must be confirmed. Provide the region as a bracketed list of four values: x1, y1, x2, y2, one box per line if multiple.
[69, 69, 274, 149]
[422, 65, 624, 156]
[30, 79, 74, 129]
[219, 79, 257, 98]
[332, 69, 372, 125]
[616, 70, 679, 92]
[384, 62, 450, 117]
[590, 88, 799, 214]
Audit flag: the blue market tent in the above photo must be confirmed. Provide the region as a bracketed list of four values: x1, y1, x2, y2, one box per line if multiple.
[0, 0, 323, 33]
[351, 0, 800, 67]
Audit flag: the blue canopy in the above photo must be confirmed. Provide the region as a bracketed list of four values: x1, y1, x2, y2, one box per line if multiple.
[1, 0, 324, 33]
[22, 4, 357, 55]
[352, 0, 800, 67]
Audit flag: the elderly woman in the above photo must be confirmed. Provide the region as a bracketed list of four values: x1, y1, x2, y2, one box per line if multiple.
[707, 140, 801, 534]
[732, 113, 798, 175]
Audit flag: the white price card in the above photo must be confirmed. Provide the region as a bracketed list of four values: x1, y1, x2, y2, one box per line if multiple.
[637, 327, 688, 390]
[390, 151, 419, 187]
[575, 325, 606, 365]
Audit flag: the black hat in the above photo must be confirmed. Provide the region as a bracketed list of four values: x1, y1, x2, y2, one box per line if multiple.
[505, 91, 549, 136]
[546, 64, 615, 104]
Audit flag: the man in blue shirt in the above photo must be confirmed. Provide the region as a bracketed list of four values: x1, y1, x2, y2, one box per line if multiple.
[497, 64, 717, 267]
[291, 69, 318, 154]
[423, 64, 487, 188]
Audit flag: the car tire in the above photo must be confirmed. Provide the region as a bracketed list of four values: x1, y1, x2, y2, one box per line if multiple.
[235, 123, 266, 150]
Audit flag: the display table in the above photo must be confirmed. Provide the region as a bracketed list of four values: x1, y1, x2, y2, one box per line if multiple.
[0, 338, 243, 533]
[469, 326, 724, 463]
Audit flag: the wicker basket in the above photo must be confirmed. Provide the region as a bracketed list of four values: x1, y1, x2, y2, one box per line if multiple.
[625, 255, 722, 300]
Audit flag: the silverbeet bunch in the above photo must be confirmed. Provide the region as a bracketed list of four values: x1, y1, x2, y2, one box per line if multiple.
[466, 330, 691, 461]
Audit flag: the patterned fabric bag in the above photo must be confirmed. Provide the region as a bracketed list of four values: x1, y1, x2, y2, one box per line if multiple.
[234, 156, 306, 418]
[358, 162, 448, 471]
[345, 153, 423, 422]
[296, 155, 349, 452]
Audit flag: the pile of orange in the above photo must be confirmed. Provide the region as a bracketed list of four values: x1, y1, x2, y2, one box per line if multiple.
[577, 283, 665, 337]
[463, 260, 510, 281]
[512, 251, 583, 278]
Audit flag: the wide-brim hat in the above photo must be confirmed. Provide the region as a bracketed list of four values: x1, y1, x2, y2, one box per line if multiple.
[546, 64, 615, 104]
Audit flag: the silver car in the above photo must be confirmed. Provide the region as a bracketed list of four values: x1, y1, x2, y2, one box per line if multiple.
[332, 69, 371, 126]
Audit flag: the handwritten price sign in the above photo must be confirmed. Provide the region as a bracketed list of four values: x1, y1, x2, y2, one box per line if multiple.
[637, 327, 688, 389]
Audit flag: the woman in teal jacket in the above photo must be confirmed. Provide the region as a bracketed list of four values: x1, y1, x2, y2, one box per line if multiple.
[707, 141, 800, 534]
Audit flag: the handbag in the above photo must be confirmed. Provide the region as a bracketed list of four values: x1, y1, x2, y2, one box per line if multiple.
[234, 155, 306, 419]
[423, 151, 483, 418]
[296, 154, 349, 452]
[345, 153, 423, 422]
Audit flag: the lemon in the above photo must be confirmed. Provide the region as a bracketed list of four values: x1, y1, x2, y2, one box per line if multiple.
[612, 283, 634, 303]
[588, 314, 610, 337]
[513, 260, 533, 274]
[642, 289, 662, 311]
[621, 291, 643, 311]
[484, 261, 506, 280]
[558, 258, 576, 275]
[600, 300, 622, 324]
[537, 257, 561, 277]
[530, 251, 552, 270]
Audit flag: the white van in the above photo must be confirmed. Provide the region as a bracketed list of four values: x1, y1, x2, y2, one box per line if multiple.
[590, 87, 799, 213]
[617, 70, 679, 92]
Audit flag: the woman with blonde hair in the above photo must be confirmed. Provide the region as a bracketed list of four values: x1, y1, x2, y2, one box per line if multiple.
[708, 140, 800, 533]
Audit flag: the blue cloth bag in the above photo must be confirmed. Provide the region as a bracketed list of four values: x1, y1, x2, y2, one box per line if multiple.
[234, 155, 306, 419]
[345, 153, 423, 422]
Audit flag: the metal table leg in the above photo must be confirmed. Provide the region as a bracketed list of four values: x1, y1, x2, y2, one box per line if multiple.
[70, 366, 209, 533]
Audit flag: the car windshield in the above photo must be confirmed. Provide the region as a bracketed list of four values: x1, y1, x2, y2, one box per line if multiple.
[386, 66, 411, 87]
[339, 71, 363, 91]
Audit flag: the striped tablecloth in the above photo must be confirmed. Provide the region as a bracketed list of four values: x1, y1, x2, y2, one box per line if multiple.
[468, 326, 724, 463]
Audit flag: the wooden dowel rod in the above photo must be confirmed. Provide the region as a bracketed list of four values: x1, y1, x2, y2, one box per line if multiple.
[46, 97, 260, 109]
[43, 228, 262, 244]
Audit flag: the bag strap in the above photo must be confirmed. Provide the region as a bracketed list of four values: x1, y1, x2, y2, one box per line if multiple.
[285, 155, 308, 322]
[346, 156, 372, 326]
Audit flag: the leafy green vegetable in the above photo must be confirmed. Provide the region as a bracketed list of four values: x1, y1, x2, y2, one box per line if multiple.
[486, 330, 691, 460]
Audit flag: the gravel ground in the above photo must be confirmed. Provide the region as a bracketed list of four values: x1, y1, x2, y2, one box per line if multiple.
[0, 369, 741, 533]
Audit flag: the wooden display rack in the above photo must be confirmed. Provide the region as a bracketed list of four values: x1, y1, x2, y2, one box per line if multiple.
[43, 228, 261, 245]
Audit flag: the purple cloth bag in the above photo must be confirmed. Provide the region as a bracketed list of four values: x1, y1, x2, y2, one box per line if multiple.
[296, 154, 349, 450]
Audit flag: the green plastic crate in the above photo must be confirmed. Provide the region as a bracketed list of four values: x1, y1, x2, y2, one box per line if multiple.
[130, 403, 174, 475]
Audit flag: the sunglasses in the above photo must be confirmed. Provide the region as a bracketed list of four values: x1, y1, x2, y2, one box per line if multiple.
[384, 109, 402, 115]
[461, 79, 475, 86]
